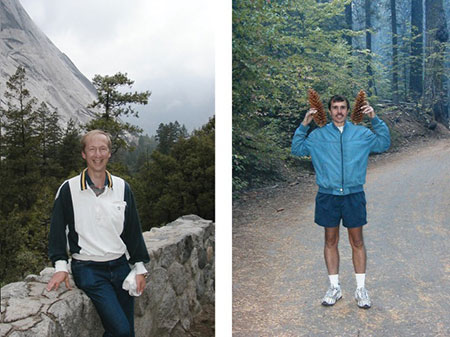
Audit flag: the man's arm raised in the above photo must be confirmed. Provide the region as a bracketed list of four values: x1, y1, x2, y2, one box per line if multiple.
[291, 109, 316, 157]
[362, 104, 391, 153]
[361, 104, 376, 119]
[302, 109, 317, 126]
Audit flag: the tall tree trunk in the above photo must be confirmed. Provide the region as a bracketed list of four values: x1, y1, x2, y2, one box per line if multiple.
[344, 1, 353, 80]
[410, 0, 423, 100]
[425, 0, 449, 127]
[345, 2, 352, 47]
[391, 0, 399, 103]
[365, 0, 375, 95]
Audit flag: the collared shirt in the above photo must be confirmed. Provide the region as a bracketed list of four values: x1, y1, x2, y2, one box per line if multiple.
[48, 169, 149, 275]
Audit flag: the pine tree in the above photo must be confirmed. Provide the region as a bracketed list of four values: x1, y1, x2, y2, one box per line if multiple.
[0, 106, 6, 211]
[424, 0, 449, 125]
[410, 0, 423, 100]
[171, 117, 215, 221]
[155, 121, 189, 154]
[85, 73, 151, 154]
[135, 151, 180, 229]
[35, 102, 62, 177]
[134, 118, 214, 229]
[57, 119, 84, 178]
[2, 66, 39, 211]
[365, 0, 375, 94]
[390, 0, 399, 103]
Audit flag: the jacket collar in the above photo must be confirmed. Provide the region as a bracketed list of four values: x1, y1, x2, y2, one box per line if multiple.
[80, 168, 113, 191]
[330, 119, 349, 131]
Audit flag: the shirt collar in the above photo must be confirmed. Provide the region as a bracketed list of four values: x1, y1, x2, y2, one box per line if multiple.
[80, 168, 113, 191]
[331, 120, 348, 131]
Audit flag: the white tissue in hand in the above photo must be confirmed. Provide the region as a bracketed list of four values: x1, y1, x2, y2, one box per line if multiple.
[122, 268, 141, 297]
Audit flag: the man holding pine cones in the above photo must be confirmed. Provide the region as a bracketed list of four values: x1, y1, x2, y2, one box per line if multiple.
[291, 93, 390, 309]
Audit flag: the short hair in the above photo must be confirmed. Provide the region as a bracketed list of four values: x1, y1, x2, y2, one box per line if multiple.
[328, 95, 350, 110]
[81, 130, 112, 152]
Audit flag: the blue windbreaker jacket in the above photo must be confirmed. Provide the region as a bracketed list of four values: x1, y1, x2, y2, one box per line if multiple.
[291, 116, 390, 195]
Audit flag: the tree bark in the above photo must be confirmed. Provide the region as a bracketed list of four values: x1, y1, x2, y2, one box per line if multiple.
[365, 0, 375, 95]
[345, 2, 352, 47]
[425, 0, 449, 127]
[391, 0, 399, 103]
[410, 0, 423, 100]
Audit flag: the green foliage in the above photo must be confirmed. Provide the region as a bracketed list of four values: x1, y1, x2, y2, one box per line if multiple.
[0, 67, 61, 284]
[135, 118, 215, 230]
[233, 117, 285, 190]
[35, 102, 63, 177]
[57, 119, 84, 177]
[0, 188, 51, 285]
[233, 0, 374, 190]
[89, 72, 150, 119]
[0, 208, 25, 285]
[155, 121, 188, 154]
[170, 118, 215, 221]
[2, 66, 40, 210]
[134, 151, 181, 228]
[85, 72, 151, 154]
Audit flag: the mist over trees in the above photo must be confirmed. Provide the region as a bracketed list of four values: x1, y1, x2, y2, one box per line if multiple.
[0, 67, 215, 285]
[233, 0, 449, 191]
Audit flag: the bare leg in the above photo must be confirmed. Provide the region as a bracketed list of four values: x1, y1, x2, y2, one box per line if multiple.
[324, 227, 340, 275]
[347, 226, 366, 274]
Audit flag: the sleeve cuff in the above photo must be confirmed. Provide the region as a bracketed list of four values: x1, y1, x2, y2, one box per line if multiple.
[371, 116, 381, 125]
[134, 262, 148, 275]
[55, 260, 68, 273]
[299, 123, 310, 132]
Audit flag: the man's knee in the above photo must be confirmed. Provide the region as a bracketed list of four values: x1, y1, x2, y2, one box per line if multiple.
[324, 234, 339, 248]
[350, 237, 364, 249]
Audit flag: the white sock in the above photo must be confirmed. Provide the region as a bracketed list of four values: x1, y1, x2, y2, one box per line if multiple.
[355, 273, 366, 289]
[329, 274, 339, 288]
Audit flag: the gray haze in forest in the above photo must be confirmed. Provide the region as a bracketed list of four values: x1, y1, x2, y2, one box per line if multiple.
[20, 0, 215, 136]
[350, 0, 449, 121]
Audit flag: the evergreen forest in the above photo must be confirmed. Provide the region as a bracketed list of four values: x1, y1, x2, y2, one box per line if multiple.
[233, 0, 450, 191]
[0, 67, 215, 285]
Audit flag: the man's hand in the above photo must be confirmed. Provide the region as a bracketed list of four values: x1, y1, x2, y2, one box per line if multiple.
[361, 104, 376, 119]
[302, 109, 317, 126]
[136, 274, 146, 294]
[46, 271, 71, 292]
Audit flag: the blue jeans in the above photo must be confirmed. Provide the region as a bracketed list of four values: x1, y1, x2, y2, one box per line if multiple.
[71, 255, 134, 337]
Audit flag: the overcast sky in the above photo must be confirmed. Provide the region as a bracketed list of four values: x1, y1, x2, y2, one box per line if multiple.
[20, 0, 215, 136]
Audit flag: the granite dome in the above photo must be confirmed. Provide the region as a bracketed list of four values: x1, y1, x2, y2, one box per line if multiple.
[0, 0, 96, 124]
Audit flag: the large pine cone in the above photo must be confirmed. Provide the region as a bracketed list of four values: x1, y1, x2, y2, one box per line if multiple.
[308, 89, 327, 127]
[351, 90, 367, 124]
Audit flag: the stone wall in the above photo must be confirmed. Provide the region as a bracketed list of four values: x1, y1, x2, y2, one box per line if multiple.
[0, 215, 215, 337]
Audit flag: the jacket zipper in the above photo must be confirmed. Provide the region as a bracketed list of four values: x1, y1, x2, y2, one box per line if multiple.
[340, 130, 344, 193]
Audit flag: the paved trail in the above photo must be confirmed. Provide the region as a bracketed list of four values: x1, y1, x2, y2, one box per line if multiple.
[233, 139, 450, 337]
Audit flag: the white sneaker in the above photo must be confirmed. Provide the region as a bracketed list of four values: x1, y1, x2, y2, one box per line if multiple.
[355, 287, 371, 309]
[321, 285, 342, 306]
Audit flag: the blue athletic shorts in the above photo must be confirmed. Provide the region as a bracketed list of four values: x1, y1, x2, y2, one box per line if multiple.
[314, 191, 367, 228]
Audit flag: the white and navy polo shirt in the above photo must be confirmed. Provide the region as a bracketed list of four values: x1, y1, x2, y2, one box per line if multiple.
[48, 169, 150, 273]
